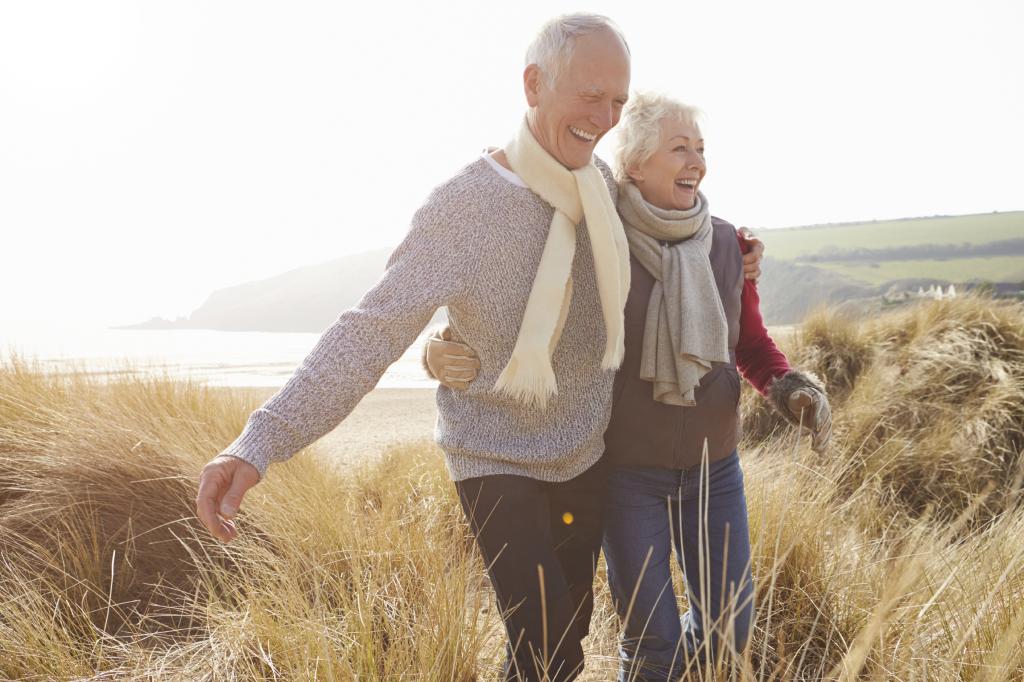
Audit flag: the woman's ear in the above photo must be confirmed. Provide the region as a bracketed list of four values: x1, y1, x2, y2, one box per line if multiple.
[625, 163, 644, 183]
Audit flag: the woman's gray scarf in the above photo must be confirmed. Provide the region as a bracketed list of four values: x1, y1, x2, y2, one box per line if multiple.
[617, 181, 730, 406]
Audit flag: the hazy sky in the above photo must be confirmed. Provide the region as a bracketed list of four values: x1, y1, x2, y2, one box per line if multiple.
[2, 0, 1021, 326]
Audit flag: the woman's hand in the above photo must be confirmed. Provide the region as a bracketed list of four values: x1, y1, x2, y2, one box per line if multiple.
[770, 369, 832, 454]
[195, 455, 260, 543]
[786, 389, 833, 454]
[422, 326, 481, 390]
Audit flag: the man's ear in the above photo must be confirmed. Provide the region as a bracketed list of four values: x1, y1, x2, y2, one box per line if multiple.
[524, 64, 542, 107]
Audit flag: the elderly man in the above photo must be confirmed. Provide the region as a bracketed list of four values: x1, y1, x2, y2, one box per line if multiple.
[196, 14, 758, 681]
[199, 14, 631, 679]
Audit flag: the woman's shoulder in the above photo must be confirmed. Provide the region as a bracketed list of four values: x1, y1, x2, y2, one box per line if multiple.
[710, 215, 738, 232]
[709, 216, 756, 257]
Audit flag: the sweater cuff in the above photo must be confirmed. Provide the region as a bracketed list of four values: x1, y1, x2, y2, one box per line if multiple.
[219, 408, 303, 479]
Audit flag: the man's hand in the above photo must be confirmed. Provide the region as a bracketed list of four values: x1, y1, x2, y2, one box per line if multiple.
[422, 326, 480, 390]
[739, 227, 764, 282]
[196, 455, 260, 543]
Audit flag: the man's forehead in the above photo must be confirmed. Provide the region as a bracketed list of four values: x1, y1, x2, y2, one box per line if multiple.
[560, 30, 631, 93]
[577, 83, 630, 99]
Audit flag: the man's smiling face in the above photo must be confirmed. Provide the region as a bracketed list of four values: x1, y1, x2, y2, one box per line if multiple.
[525, 27, 631, 170]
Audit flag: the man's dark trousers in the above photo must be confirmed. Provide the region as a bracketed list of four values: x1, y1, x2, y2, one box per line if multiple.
[455, 458, 608, 682]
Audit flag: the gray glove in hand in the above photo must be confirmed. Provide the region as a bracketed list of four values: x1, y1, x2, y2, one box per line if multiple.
[422, 325, 480, 390]
[769, 370, 833, 453]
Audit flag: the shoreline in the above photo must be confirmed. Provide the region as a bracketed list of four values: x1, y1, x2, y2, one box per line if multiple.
[221, 386, 438, 464]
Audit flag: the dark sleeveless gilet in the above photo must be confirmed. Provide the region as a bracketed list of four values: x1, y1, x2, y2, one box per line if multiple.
[603, 217, 744, 470]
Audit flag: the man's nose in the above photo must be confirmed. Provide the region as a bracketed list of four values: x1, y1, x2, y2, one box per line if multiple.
[590, 104, 615, 131]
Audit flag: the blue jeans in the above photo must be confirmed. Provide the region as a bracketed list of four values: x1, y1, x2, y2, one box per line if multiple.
[603, 451, 755, 681]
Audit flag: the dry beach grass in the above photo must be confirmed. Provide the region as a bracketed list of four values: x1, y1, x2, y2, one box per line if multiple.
[1, 295, 1023, 680]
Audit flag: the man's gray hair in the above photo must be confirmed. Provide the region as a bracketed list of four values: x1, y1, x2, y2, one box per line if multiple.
[614, 91, 703, 182]
[525, 13, 629, 87]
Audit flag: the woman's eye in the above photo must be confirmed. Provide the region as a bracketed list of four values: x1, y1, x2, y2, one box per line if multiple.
[674, 146, 687, 153]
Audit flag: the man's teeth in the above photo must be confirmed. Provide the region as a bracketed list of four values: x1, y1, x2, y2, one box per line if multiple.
[569, 126, 597, 142]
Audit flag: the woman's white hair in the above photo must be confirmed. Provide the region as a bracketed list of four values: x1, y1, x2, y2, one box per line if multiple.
[614, 91, 703, 182]
[525, 13, 629, 87]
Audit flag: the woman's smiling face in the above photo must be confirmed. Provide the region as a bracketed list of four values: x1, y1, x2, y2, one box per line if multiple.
[627, 117, 706, 211]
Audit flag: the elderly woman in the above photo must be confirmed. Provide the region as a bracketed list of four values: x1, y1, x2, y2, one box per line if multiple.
[426, 91, 831, 680]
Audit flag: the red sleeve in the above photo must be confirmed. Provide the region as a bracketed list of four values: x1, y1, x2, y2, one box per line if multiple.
[734, 232, 790, 395]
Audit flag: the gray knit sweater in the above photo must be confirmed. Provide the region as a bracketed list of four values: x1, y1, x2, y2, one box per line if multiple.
[220, 156, 619, 482]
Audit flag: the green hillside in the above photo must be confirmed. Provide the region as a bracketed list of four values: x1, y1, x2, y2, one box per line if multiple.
[817, 256, 1024, 286]
[761, 211, 1024, 261]
[754, 211, 1024, 322]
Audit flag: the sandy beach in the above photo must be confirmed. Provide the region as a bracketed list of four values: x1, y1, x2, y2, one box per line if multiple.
[235, 386, 439, 463]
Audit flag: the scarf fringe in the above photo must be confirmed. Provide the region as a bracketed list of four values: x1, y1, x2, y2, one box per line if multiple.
[493, 352, 558, 409]
[601, 335, 625, 370]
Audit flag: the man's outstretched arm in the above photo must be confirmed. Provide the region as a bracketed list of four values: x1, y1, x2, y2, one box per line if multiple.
[196, 196, 479, 542]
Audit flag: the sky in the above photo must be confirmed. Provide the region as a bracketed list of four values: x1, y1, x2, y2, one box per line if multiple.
[1, 0, 1022, 326]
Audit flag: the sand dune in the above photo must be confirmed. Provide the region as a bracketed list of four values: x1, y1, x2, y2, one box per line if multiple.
[232, 386, 439, 464]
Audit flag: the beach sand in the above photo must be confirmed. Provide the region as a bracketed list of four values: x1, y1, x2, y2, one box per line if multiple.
[235, 386, 439, 464]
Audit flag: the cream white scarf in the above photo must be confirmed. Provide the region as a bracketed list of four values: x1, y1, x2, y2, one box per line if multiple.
[494, 118, 631, 408]
[617, 181, 730, 406]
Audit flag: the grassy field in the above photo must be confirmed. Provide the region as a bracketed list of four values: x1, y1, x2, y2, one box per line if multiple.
[760, 211, 1024, 262]
[2, 296, 1024, 680]
[815, 255, 1024, 286]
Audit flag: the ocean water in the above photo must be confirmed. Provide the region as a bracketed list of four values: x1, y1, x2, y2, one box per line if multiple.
[0, 322, 436, 389]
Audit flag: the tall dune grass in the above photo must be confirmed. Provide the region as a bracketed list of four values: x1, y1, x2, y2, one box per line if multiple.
[2, 295, 1023, 680]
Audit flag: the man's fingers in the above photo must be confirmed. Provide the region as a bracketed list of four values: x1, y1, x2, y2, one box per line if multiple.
[220, 462, 259, 520]
[196, 472, 234, 542]
[197, 457, 259, 543]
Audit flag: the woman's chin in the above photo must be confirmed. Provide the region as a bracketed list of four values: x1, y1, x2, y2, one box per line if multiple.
[673, 192, 697, 211]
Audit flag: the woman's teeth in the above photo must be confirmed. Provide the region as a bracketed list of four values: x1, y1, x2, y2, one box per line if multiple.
[569, 126, 597, 142]
[675, 179, 697, 190]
